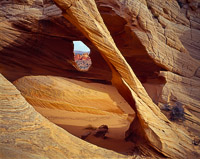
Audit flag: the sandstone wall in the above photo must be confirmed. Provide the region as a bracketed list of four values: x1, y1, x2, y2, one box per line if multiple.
[0, 0, 200, 158]
[0, 73, 131, 159]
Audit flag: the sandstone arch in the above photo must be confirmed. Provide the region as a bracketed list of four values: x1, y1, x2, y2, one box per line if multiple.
[52, 0, 198, 158]
[0, 0, 200, 158]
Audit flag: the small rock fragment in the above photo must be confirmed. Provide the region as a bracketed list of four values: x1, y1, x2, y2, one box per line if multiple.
[94, 125, 108, 138]
[81, 131, 92, 140]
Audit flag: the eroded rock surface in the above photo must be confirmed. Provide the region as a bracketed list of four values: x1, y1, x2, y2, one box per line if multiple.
[1, 0, 200, 158]
[159, 71, 200, 111]
[1, 0, 200, 81]
[0, 73, 132, 159]
[13, 75, 135, 130]
[51, 0, 200, 158]
[0, 0, 111, 82]
[13, 75, 134, 115]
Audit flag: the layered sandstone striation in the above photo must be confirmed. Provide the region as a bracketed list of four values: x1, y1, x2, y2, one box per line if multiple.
[52, 0, 200, 158]
[13, 75, 134, 116]
[13, 75, 135, 154]
[0, 73, 132, 159]
[0, 0, 112, 82]
[159, 71, 200, 112]
[0, 0, 200, 158]
[13, 75, 135, 125]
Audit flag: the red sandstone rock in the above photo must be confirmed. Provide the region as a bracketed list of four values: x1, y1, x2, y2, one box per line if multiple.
[0, 0, 200, 158]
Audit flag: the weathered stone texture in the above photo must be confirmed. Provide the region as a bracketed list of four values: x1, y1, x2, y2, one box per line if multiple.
[0, 73, 131, 159]
[0, 0, 200, 158]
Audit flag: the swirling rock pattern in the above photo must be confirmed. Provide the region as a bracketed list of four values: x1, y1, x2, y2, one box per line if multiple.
[0, 0, 200, 158]
[0, 73, 132, 159]
[53, 0, 200, 158]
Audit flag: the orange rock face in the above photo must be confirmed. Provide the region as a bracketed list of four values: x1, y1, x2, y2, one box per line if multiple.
[14, 75, 135, 117]
[0, 73, 132, 159]
[13, 75, 135, 153]
[0, 0, 200, 158]
[0, 0, 112, 82]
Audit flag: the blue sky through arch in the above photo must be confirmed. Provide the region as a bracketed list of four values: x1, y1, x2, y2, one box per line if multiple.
[73, 41, 90, 53]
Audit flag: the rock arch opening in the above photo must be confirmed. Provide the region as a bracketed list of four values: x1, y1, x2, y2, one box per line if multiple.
[73, 41, 92, 71]
[1, 0, 199, 158]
